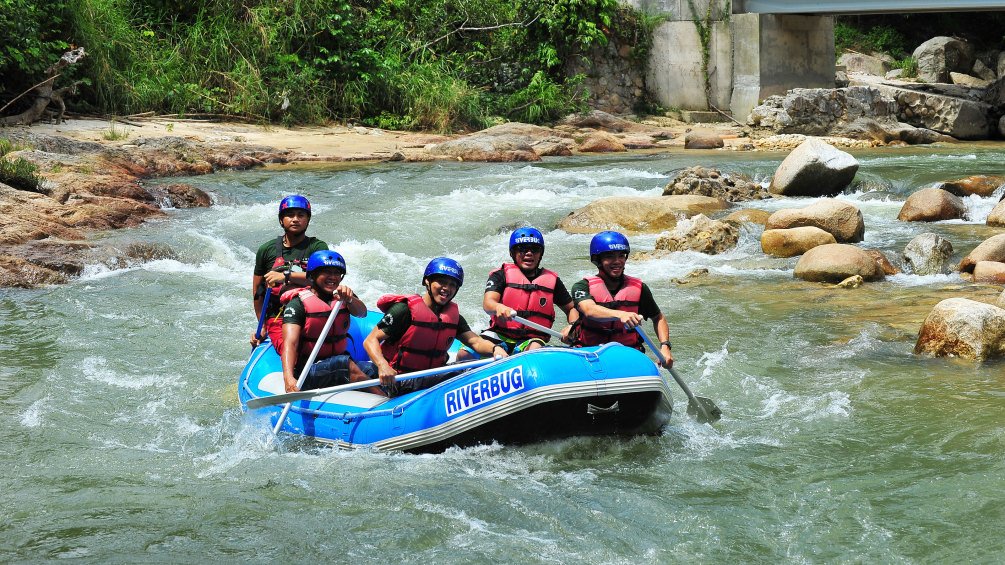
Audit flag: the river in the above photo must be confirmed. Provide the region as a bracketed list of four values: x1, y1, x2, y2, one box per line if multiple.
[2, 145, 1004, 562]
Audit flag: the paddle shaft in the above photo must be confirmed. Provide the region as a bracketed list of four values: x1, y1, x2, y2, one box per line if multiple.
[511, 315, 563, 341]
[248, 356, 496, 409]
[253, 287, 271, 344]
[272, 300, 343, 434]
[635, 326, 716, 423]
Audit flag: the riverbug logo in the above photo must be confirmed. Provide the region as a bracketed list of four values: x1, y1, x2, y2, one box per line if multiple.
[444, 365, 525, 417]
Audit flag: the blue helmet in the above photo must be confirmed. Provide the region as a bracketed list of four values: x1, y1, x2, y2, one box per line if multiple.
[423, 257, 464, 287]
[306, 250, 346, 274]
[509, 227, 545, 252]
[278, 195, 311, 217]
[590, 231, 630, 259]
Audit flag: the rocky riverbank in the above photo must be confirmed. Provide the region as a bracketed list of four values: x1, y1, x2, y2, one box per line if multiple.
[0, 110, 971, 289]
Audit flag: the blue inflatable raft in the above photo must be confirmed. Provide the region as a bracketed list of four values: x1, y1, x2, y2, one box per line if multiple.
[239, 311, 674, 453]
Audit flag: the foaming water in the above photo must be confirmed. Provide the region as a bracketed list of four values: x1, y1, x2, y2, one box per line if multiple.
[3, 146, 1005, 561]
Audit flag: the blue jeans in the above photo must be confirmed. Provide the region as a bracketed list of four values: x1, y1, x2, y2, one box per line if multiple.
[301, 354, 378, 391]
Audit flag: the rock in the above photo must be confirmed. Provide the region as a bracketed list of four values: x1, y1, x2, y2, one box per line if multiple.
[793, 243, 885, 283]
[988, 200, 1005, 227]
[835, 274, 863, 288]
[950, 72, 990, 88]
[903, 233, 954, 275]
[973, 261, 1005, 283]
[973, 58, 997, 82]
[998, 289, 1005, 309]
[428, 134, 541, 162]
[760, 226, 836, 258]
[1000, 115, 1005, 138]
[874, 81, 994, 140]
[663, 166, 770, 202]
[577, 132, 627, 153]
[913, 36, 974, 84]
[959, 233, 1005, 274]
[838, 52, 894, 76]
[897, 188, 967, 222]
[998, 51, 1005, 80]
[154, 183, 212, 208]
[557, 195, 729, 235]
[769, 138, 859, 197]
[530, 139, 574, 157]
[934, 175, 1005, 197]
[683, 132, 724, 149]
[724, 208, 772, 225]
[653, 214, 739, 255]
[749, 86, 898, 136]
[885, 69, 904, 80]
[865, 248, 900, 275]
[765, 200, 865, 243]
[914, 297, 1005, 360]
[0, 255, 68, 287]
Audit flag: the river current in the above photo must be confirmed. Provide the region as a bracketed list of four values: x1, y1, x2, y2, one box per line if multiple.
[2, 146, 1004, 562]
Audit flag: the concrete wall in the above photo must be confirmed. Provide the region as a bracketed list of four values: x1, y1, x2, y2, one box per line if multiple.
[730, 14, 835, 119]
[625, 0, 835, 120]
[646, 20, 733, 110]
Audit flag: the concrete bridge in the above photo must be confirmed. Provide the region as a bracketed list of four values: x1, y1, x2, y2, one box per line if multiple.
[630, 1, 1001, 121]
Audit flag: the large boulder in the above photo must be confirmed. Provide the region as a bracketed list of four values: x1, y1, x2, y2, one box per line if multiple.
[749, 86, 896, 135]
[557, 195, 728, 235]
[874, 81, 994, 140]
[427, 133, 541, 162]
[793, 243, 885, 283]
[959, 233, 1005, 274]
[934, 175, 1005, 198]
[987, 199, 1005, 227]
[973, 261, 1005, 283]
[915, 297, 1005, 360]
[769, 138, 859, 197]
[897, 188, 967, 222]
[765, 200, 865, 243]
[653, 214, 739, 255]
[913, 36, 974, 84]
[760, 226, 836, 258]
[838, 52, 894, 76]
[663, 166, 770, 202]
[577, 132, 627, 153]
[903, 233, 954, 275]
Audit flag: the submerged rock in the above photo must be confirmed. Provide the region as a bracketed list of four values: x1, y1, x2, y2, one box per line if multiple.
[557, 195, 728, 235]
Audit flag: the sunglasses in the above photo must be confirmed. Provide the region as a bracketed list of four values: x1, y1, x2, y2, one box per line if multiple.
[513, 244, 543, 254]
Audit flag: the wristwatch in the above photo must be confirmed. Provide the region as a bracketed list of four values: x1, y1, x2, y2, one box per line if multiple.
[660, 340, 672, 350]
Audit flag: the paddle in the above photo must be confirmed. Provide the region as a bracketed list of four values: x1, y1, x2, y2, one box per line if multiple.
[634, 327, 721, 424]
[252, 286, 271, 348]
[271, 299, 343, 434]
[247, 357, 497, 409]
[511, 313, 721, 424]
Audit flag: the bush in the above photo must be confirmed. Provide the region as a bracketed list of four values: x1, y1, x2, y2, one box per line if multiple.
[0, 138, 43, 193]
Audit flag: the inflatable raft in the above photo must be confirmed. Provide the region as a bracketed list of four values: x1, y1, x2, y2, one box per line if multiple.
[239, 311, 674, 453]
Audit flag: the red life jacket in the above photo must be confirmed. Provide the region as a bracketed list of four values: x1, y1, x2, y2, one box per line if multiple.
[268, 236, 315, 298]
[488, 263, 558, 341]
[576, 275, 644, 348]
[377, 294, 459, 373]
[276, 287, 350, 359]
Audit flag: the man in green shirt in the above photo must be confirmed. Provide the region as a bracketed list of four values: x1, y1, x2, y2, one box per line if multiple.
[251, 194, 328, 348]
[362, 257, 507, 397]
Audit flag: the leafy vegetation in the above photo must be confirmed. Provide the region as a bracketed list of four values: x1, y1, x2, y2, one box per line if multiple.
[834, 22, 908, 59]
[0, 0, 650, 131]
[0, 138, 43, 193]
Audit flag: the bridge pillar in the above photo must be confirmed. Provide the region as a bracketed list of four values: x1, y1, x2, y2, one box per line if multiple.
[730, 14, 835, 120]
[634, 1, 835, 121]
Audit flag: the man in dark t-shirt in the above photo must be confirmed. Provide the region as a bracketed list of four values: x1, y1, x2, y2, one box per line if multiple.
[571, 231, 674, 369]
[251, 194, 328, 348]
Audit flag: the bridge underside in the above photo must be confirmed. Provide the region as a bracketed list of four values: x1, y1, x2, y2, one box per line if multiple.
[735, 0, 1005, 15]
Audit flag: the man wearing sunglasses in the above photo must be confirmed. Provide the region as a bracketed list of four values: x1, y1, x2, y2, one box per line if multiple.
[477, 227, 579, 354]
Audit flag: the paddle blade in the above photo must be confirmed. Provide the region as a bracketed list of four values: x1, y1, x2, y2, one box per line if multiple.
[686, 396, 722, 424]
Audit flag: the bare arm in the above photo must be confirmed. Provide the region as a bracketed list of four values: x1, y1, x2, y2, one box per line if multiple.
[363, 327, 397, 386]
[651, 312, 674, 368]
[281, 323, 303, 392]
[334, 285, 367, 318]
[483, 290, 515, 320]
[459, 330, 507, 358]
[577, 298, 643, 328]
